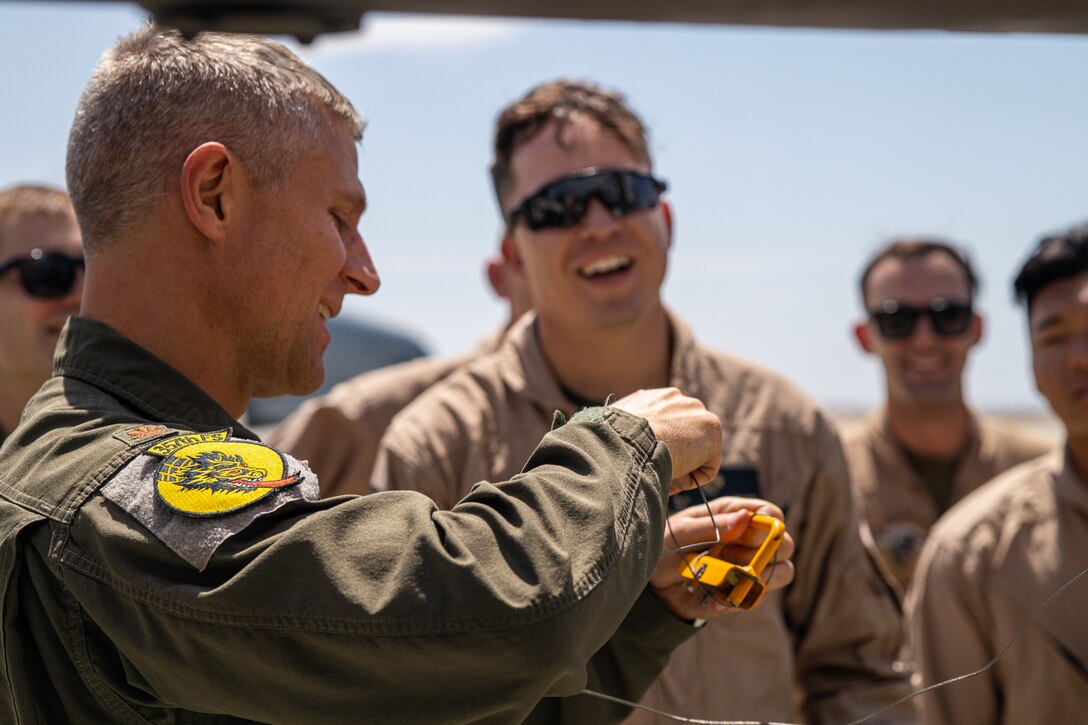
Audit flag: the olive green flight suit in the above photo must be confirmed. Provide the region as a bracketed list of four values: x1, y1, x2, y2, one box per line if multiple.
[0, 318, 692, 723]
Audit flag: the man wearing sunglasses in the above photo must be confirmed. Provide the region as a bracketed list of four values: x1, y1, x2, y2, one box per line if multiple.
[0, 184, 84, 446]
[846, 239, 1051, 596]
[907, 222, 1088, 723]
[373, 79, 910, 723]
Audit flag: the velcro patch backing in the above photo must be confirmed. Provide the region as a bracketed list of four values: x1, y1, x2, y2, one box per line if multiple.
[101, 431, 319, 570]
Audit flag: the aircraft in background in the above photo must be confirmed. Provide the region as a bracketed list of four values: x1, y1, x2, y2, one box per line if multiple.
[67, 0, 1088, 42]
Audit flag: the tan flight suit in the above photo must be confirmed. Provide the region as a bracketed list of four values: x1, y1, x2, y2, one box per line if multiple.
[842, 411, 1052, 595]
[906, 450, 1088, 724]
[269, 331, 506, 497]
[0, 317, 697, 723]
[374, 312, 913, 724]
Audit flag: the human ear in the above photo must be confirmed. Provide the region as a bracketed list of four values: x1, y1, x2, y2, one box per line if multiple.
[179, 142, 234, 243]
[501, 234, 527, 278]
[660, 200, 674, 250]
[969, 313, 984, 346]
[855, 322, 876, 354]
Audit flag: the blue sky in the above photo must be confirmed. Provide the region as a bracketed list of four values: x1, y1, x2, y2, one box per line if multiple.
[3, 2, 1087, 414]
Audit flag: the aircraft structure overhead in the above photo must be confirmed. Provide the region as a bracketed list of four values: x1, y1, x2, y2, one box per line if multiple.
[76, 0, 1088, 42]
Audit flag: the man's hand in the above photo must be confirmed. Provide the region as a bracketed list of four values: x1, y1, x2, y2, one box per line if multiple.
[648, 497, 795, 622]
[612, 388, 722, 494]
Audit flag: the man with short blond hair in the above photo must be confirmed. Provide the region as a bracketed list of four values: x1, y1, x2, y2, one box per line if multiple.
[0, 184, 83, 444]
[374, 79, 911, 724]
[0, 28, 753, 722]
[846, 238, 1051, 595]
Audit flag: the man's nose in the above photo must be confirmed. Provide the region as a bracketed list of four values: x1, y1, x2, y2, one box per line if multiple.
[1069, 331, 1088, 373]
[579, 198, 622, 239]
[909, 313, 938, 343]
[343, 229, 380, 297]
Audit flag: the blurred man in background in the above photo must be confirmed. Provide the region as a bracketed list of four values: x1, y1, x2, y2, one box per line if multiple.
[907, 222, 1088, 723]
[0, 184, 83, 444]
[846, 238, 1051, 596]
[269, 252, 532, 494]
[373, 79, 910, 724]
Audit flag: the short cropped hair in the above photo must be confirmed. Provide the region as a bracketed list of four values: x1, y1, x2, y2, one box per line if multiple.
[1013, 221, 1088, 311]
[67, 25, 364, 253]
[858, 238, 979, 308]
[0, 184, 74, 256]
[490, 80, 652, 209]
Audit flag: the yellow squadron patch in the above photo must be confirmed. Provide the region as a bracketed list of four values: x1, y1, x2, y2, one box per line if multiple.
[146, 429, 301, 517]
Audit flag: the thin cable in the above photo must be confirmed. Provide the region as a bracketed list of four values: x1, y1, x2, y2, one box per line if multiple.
[579, 565, 1088, 725]
[843, 564, 1088, 725]
[663, 473, 725, 605]
[663, 472, 721, 556]
[577, 688, 795, 725]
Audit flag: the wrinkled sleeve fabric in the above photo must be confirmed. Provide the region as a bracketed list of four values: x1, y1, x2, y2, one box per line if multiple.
[57, 409, 674, 723]
[525, 589, 699, 724]
[788, 422, 914, 724]
[906, 533, 997, 725]
[371, 387, 493, 511]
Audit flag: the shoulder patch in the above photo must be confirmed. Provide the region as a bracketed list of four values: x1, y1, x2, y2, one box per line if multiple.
[145, 429, 301, 517]
[113, 424, 170, 446]
[100, 429, 319, 570]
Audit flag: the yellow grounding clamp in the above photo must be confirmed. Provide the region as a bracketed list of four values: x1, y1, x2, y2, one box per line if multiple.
[677, 513, 786, 610]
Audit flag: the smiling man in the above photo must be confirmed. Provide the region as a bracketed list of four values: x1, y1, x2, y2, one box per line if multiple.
[845, 239, 1051, 595]
[268, 252, 534, 495]
[373, 79, 910, 724]
[906, 222, 1088, 723]
[0, 28, 736, 723]
[0, 185, 83, 444]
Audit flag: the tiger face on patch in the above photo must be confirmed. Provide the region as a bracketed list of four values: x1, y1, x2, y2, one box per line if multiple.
[146, 429, 301, 517]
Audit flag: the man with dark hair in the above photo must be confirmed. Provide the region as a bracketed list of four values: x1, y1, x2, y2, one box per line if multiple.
[0, 184, 83, 445]
[0, 28, 762, 723]
[373, 78, 911, 724]
[906, 221, 1088, 723]
[845, 237, 1050, 595]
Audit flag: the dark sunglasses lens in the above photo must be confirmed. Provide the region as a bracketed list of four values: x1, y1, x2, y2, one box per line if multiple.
[874, 310, 917, 339]
[19, 256, 81, 298]
[931, 305, 972, 335]
[521, 177, 596, 230]
[523, 195, 575, 230]
[624, 173, 665, 210]
[516, 171, 665, 231]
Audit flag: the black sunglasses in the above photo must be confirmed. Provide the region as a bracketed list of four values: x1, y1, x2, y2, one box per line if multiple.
[0, 249, 85, 298]
[505, 168, 667, 231]
[869, 298, 973, 340]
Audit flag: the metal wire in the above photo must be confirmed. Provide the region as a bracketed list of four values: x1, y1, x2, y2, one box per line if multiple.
[662, 472, 721, 556]
[577, 688, 795, 725]
[580, 540, 1088, 724]
[842, 564, 1088, 725]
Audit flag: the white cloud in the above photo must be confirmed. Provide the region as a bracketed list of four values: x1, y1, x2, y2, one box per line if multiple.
[304, 13, 524, 57]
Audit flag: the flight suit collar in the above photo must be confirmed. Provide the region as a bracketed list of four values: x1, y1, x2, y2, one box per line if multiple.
[1056, 447, 1088, 515]
[498, 309, 702, 414]
[870, 406, 984, 492]
[54, 317, 257, 440]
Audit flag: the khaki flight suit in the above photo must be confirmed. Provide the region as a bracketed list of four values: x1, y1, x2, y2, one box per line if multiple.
[842, 411, 1052, 595]
[907, 450, 1088, 724]
[269, 331, 507, 497]
[270, 355, 467, 496]
[374, 312, 913, 724]
[0, 317, 696, 723]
